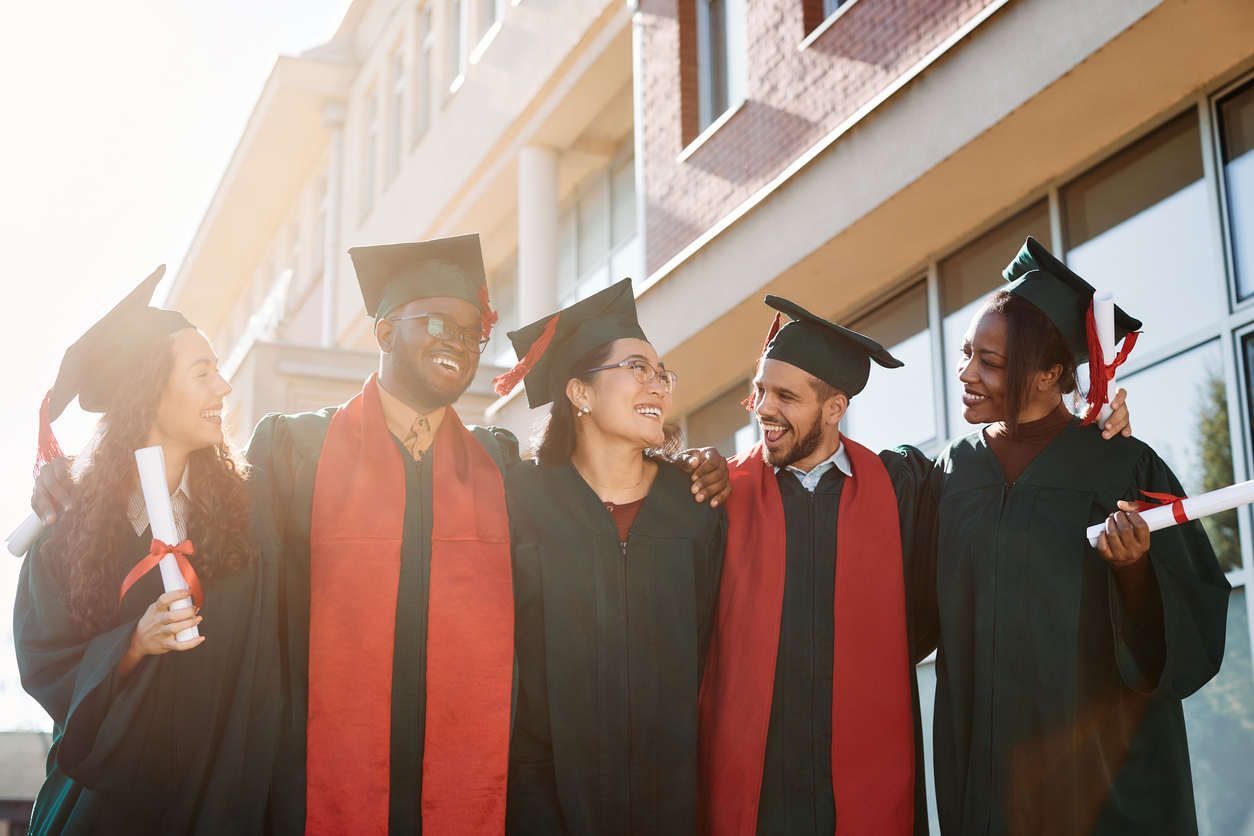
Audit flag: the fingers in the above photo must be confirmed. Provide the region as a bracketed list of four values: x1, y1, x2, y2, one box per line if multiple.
[171, 635, 207, 653]
[155, 589, 193, 612]
[33, 461, 74, 524]
[677, 449, 704, 475]
[690, 450, 720, 481]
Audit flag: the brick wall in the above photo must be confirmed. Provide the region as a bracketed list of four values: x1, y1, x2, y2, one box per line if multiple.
[638, 0, 996, 274]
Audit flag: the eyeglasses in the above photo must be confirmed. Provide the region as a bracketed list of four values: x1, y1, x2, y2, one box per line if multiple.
[584, 359, 679, 393]
[389, 314, 490, 354]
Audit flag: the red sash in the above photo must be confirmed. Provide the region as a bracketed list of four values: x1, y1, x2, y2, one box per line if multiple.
[697, 437, 914, 835]
[306, 375, 513, 835]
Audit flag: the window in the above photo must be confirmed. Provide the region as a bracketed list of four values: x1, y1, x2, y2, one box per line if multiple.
[1219, 81, 1254, 301]
[841, 281, 936, 452]
[388, 48, 404, 178]
[1063, 111, 1218, 359]
[471, 0, 503, 62]
[695, 0, 745, 133]
[362, 91, 378, 217]
[315, 172, 329, 276]
[822, 0, 844, 17]
[415, 6, 435, 140]
[288, 220, 302, 296]
[686, 380, 760, 457]
[939, 200, 1051, 440]
[449, 0, 467, 93]
[557, 153, 642, 307]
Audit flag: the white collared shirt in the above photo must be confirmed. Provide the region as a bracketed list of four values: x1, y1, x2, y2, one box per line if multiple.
[126, 465, 192, 541]
[775, 442, 853, 493]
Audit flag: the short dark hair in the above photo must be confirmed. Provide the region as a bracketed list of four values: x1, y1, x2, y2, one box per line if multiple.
[985, 289, 1078, 436]
[807, 376, 847, 405]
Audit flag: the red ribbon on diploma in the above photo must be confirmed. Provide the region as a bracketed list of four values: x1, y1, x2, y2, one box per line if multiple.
[1080, 299, 1141, 427]
[1137, 490, 1190, 526]
[119, 539, 204, 609]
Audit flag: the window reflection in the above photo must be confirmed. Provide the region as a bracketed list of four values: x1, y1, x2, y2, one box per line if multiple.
[1064, 112, 1219, 359]
[843, 282, 936, 452]
[1120, 340, 1240, 571]
[686, 380, 758, 457]
[940, 201, 1052, 440]
[1183, 588, 1254, 836]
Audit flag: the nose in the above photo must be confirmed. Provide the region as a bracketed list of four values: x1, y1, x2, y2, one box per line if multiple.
[214, 372, 232, 399]
[957, 354, 978, 385]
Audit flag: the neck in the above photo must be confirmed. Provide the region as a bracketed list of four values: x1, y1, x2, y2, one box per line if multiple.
[378, 366, 446, 416]
[144, 434, 192, 495]
[789, 428, 843, 474]
[1014, 392, 1065, 426]
[570, 431, 649, 499]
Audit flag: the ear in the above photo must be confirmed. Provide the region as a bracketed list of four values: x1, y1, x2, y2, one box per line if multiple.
[824, 391, 850, 426]
[566, 377, 589, 413]
[375, 318, 395, 354]
[1036, 363, 1064, 392]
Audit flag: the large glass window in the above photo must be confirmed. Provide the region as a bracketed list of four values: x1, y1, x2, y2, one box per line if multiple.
[686, 380, 759, 457]
[448, 0, 467, 93]
[1064, 111, 1219, 359]
[415, 6, 434, 140]
[1182, 588, 1254, 835]
[557, 154, 641, 307]
[694, 0, 743, 133]
[939, 201, 1052, 440]
[1220, 81, 1254, 301]
[362, 92, 378, 217]
[842, 282, 936, 453]
[1120, 340, 1240, 571]
[388, 48, 405, 178]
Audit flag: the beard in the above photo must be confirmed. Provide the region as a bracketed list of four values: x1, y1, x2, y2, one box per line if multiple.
[391, 342, 476, 410]
[759, 410, 825, 469]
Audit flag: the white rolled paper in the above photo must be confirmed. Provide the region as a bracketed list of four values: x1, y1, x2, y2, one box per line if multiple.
[1086, 478, 1254, 547]
[1092, 290, 1118, 428]
[134, 446, 199, 641]
[6, 429, 103, 557]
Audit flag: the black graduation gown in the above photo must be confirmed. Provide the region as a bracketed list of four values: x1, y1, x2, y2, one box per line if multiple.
[755, 446, 939, 836]
[244, 409, 518, 835]
[506, 460, 728, 836]
[927, 420, 1231, 835]
[13, 471, 283, 836]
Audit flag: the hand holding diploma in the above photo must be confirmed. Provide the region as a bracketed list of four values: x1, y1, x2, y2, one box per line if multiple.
[1087, 478, 1254, 547]
[131, 446, 201, 642]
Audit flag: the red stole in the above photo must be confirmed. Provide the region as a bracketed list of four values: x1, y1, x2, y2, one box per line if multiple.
[306, 375, 513, 835]
[697, 436, 914, 835]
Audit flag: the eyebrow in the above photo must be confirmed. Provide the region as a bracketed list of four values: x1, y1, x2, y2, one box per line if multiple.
[190, 357, 215, 369]
[977, 347, 1006, 359]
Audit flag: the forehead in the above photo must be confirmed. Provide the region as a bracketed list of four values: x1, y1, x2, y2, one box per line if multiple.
[966, 305, 1007, 345]
[606, 337, 660, 364]
[171, 327, 215, 361]
[393, 295, 480, 322]
[755, 358, 815, 390]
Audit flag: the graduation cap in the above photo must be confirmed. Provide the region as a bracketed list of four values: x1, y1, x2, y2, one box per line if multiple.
[36, 265, 194, 473]
[757, 295, 903, 398]
[1002, 236, 1142, 423]
[348, 233, 498, 337]
[493, 278, 648, 408]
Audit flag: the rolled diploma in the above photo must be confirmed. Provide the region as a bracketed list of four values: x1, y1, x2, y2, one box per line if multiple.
[1086, 478, 1254, 547]
[134, 446, 199, 641]
[1093, 290, 1118, 428]
[6, 430, 103, 557]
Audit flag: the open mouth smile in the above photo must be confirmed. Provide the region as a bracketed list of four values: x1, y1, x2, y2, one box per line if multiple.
[201, 406, 223, 424]
[430, 354, 463, 376]
[962, 389, 990, 407]
[635, 404, 662, 421]
[760, 419, 789, 446]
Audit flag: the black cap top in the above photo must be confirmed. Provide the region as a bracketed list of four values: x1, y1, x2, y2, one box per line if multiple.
[761, 295, 903, 397]
[49, 265, 195, 418]
[349, 233, 488, 320]
[1003, 236, 1142, 364]
[496, 278, 648, 409]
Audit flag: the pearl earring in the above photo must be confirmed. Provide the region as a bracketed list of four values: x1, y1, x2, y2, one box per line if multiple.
[581, 406, 590, 415]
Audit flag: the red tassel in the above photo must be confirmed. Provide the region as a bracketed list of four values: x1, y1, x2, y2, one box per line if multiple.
[34, 389, 64, 479]
[492, 312, 560, 397]
[479, 284, 500, 341]
[1080, 299, 1141, 426]
[742, 313, 783, 411]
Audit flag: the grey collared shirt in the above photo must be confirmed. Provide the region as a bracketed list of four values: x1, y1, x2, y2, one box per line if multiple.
[775, 442, 853, 493]
[126, 465, 192, 541]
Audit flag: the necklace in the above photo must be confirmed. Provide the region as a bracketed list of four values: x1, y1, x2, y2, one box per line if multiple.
[573, 460, 646, 491]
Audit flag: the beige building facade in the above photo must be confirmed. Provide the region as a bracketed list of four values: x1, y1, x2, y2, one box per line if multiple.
[172, 0, 1254, 831]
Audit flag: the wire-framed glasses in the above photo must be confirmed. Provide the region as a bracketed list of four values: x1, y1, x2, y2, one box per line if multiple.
[584, 359, 679, 393]
[389, 313, 490, 354]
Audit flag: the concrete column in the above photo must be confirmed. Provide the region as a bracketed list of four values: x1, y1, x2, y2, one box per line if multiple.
[517, 145, 560, 323]
[321, 100, 347, 348]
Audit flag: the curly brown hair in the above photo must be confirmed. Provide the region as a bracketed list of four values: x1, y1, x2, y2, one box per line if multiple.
[42, 331, 256, 637]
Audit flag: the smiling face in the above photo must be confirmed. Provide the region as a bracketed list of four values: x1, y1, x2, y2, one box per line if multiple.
[568, 338, 671, 452]
[147, 328, 232, 454]
[376, 295, 482, 412]
[751, 358, 847, 470]
[957, 305, 1010, 425]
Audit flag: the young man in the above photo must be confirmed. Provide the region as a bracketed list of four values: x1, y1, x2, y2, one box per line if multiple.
[33, 234, 731, 836]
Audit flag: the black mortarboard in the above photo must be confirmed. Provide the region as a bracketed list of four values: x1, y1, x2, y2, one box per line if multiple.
[494, 278, 648, 408]
[350, 234, 489, 320]
[761, 295, 903, 397]
[1003, 236, 1142, 364]
[36, 265, 194, 473]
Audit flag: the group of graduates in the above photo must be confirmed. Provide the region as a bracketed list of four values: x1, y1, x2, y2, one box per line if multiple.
[13, 231, 1232, 836]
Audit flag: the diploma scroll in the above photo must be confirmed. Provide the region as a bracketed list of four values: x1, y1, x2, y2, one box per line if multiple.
[6, 430, 103, 557]
[1086, 478, 1254, 547]
[1093, 290, 1117, 428]
[135, 446, 199, 641]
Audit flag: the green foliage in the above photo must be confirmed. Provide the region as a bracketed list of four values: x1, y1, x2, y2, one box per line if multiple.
[1196, 373, 1240, 572]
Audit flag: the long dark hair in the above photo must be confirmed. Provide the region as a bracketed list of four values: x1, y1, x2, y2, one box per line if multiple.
[42, 332, 256, 637]
[529, 340, 684, 464]
[984, 290, 1078, 437]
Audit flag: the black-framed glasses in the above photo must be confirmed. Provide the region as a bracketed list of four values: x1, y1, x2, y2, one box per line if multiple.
[389, 313, 490, 354]
[584, 359, 679, 393]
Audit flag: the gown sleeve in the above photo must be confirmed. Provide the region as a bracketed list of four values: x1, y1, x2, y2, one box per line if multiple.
[880, 445, 941, 665]
[14, 536, 161, 792]
[1109, 446, 1231, 700]
[696, 508, 729, 685]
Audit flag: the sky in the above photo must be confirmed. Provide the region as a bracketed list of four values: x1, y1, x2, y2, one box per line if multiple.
[0, 0, 350, 731]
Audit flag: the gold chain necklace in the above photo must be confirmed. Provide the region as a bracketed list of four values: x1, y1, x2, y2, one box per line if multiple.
[573, 460, 646, 491]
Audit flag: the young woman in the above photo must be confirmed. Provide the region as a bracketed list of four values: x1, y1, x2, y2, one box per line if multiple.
[15, 275, 280, 836]
[926, 237, 1230, 835]
[495, 279, 728, 835]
